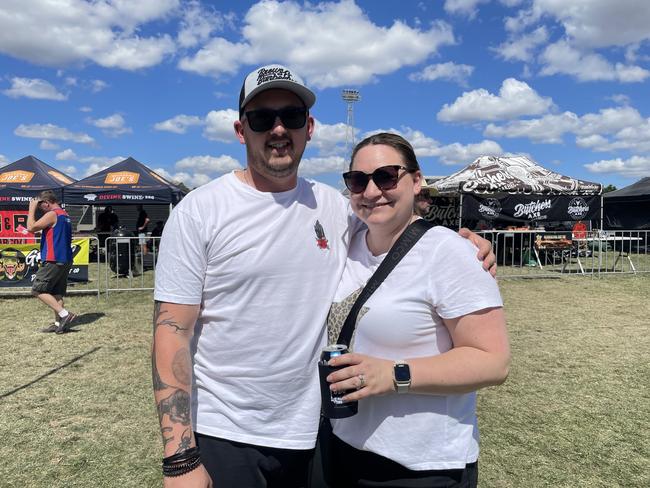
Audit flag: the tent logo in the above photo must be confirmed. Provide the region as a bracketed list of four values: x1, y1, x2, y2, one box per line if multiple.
[567, 197, 589, 220]
[47, 170, 74, 184]
[84, 194, 98, 201]
[0, 170, 34, 183]
[478, 198, 502, 219]
[105, 171, 139, 184]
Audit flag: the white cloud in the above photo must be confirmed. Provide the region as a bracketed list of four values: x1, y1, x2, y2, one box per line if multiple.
[90, 80, 108, 93]
[299, 156, 348, 176]
[533, 0, 650, 48]
[80, 106, 93, 113]
[80, 156, 126, 177]
[438, 78, 554, 122]
[310, 121, 349, 157]
[492, 26, 548, 62]
[484, 112, 580, 143]
[56, 149, 77, 160]
[584, 156, 650, 178]
[539, 40, 650, 83]
[177, 0, 226, 48]
[174, 155, 242, 173]
[14, 123, 94, 144]
[87, 114, 132, 137]
[409, 62, 474, 86]
[39, 140, 59, 150]
[179, 0, 456, 88]
[203, 109, 239, 142]
[0, 154, 9, 166]
[154, 114, 204, 134]
[444, 0, 489, 18]
[2, 77, 67, 100]
[159, 169, 214, 188]
[0, 0, 178, 70]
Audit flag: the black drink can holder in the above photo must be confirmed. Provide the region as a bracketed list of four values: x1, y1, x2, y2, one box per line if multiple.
[318, 344, 358, 419]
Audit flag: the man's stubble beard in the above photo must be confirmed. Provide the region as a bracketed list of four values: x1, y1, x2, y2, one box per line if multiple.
[246, 144, 306, 179]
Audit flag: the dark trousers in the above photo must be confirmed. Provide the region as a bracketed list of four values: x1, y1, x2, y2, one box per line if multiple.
[313, 421, 478, 488]
[195, 432, 314, 488]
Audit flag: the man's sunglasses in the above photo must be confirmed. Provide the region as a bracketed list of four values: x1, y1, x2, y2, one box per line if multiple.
[244, 107, 307, 132]
[342, 165, 413, 194]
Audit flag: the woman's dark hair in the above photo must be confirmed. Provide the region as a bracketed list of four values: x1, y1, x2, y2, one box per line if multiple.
[350, 132, 420, 172]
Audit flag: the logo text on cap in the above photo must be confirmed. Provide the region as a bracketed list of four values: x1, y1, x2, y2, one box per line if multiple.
[257, 67, 294, 86]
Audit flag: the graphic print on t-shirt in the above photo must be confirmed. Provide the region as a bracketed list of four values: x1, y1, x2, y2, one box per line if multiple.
[314, 220, 330, 250]
[326, 288, 368, 348]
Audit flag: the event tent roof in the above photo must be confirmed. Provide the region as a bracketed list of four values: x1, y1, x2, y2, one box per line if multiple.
[0, 155, 76, 205]
[431, 155, 602, 196]
[63, 157, 186, 205]
[603, 177, 650, 200]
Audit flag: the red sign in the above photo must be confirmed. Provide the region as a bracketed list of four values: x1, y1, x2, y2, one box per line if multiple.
[0, 210, 35, 243]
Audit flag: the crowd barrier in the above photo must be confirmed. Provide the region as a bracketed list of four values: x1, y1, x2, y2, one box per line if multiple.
[478, 229, 649, 278]
[0, 235, 101, 298]
[103, 236, 160, 296]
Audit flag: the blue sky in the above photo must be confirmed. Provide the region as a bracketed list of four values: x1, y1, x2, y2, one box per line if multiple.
[1, 0, 649, 191]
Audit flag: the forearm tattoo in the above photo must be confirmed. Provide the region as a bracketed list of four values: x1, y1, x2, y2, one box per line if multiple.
[153, 301, 189, 334]
[172, 349, 192, 386]
[158, 389, 191, 426]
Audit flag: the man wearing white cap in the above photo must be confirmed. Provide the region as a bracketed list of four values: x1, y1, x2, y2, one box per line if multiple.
[152, 64, 495, 487]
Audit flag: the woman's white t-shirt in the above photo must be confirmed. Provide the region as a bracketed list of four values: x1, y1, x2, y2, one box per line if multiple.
[330, 225, 503, 470]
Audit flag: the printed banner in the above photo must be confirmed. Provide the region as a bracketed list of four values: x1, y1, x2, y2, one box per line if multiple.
[0, 210, 35, 243]
[463, 194, 601, 224]
[0, 238, 90, 287]
[421, 196, 460, 229]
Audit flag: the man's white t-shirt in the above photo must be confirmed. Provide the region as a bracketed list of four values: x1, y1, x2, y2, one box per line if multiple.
[154, 172, 352, 449]
[330, 225, 503, 470]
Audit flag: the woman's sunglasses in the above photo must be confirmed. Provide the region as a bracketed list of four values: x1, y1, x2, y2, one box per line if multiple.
[342, 165, 412, 194]
[244, 107, 307, 132]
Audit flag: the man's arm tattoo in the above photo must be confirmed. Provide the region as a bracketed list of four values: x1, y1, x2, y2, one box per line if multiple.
[157, 389, 191, 426]
[176, 428, 192, 453]
[152, 352, 170, 392]
[172, 349, 192, 386]
[153, 301, 189, 334]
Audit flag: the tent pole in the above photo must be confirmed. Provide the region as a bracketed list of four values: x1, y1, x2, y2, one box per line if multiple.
[169, 203, 172, 217]
[600, 194, 603, 230]
[458, 194, 463, 230]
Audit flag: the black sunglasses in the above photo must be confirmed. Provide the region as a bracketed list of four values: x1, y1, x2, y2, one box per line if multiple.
[244, 107, 307, 132]
[342, 165, 413, 194]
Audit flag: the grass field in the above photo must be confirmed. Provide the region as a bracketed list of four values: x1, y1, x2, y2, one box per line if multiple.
[0, 274, 648, 487]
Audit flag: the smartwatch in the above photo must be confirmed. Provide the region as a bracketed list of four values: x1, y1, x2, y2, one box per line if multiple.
[393, 360, 411, 394]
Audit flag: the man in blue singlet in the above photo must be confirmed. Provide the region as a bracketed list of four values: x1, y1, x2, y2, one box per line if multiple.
[27, 190, 77, 334]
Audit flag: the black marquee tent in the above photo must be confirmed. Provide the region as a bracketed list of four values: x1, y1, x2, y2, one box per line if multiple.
[63, 157, 185, 206]
[0, 155, 76, 206]
[430, 155, 603, 229]
[603, 177, 650, 230]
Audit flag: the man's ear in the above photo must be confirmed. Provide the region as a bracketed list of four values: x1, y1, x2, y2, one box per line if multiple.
[234, 120, 245, 144]
[306, 115, 315, 141]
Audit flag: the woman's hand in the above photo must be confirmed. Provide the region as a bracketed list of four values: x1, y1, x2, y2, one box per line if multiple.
[326, 353, 394, 402]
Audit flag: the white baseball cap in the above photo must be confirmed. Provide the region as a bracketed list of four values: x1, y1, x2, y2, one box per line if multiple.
[239, 64, 316, 117]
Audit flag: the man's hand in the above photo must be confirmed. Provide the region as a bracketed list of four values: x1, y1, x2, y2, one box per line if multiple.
[163, 464, 213, 488]
[459, 228, 497, 277]
[29, 197, 40, 212]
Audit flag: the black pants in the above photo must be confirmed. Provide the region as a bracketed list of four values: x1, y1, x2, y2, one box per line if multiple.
[313, 421, 478, 488]
[195, 432, 314, 488]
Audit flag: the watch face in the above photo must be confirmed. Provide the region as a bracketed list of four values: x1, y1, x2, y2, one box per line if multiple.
[394, 363, 411, 382]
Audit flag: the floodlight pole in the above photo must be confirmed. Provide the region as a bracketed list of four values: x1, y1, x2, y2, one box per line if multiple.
[341, 89, 361, 159]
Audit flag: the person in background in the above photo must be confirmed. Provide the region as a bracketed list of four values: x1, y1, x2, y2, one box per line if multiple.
[152, 65, 497, 488]
[148, 220, 164, 255]
[27, 190, 77, 334]
[136, 204, 150, 254]
[97, 205, 119, 232]
[323, 133, 510, 487]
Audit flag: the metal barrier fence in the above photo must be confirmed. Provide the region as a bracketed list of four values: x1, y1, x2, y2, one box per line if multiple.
[478, 229, 649, 278]
[103, 236, 160, 296]
[0, 235, 101, 298]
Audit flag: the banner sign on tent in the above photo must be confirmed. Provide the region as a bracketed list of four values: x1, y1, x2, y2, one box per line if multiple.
[463, 195, 601, 224]
[0, 238, 90, 287]
[422, 197, 459, 228]
[0, 210, 34, 243]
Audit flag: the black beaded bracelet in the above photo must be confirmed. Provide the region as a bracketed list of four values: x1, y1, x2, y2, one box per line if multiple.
[162, 454, 202, 477]
[163, 446, 201, 465]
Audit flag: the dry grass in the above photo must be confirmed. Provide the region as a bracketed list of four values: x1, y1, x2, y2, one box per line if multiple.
[0, 274, 648, 487]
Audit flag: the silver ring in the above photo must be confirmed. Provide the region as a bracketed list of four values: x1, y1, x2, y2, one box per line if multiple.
[358, 374, 366, 389]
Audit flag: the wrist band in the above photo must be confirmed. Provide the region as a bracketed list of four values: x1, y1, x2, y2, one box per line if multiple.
[162, 447, 202, 478]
